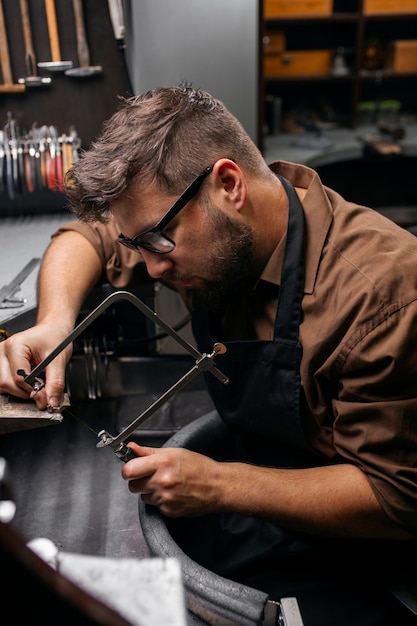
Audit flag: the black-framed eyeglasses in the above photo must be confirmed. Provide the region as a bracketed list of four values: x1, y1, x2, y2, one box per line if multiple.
[118, 164, 214, 254]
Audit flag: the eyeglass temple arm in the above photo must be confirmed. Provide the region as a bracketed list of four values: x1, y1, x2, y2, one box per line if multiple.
[155, 165, 213, 230]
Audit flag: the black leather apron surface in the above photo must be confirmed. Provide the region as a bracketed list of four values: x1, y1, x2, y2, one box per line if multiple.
[169, 177, 416, 626]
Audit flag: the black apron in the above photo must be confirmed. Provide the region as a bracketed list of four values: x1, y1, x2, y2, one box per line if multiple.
[192, 175, 312, 458]
[168, 177, 415, 626]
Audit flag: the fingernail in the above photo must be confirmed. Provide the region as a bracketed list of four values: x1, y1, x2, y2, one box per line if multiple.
[48, 397, 59, 408]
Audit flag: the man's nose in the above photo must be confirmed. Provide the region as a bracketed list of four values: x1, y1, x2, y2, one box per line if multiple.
[140, 249, 174, 279]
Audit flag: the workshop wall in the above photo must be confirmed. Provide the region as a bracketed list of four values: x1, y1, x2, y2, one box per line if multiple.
[0, 0, 132, 216]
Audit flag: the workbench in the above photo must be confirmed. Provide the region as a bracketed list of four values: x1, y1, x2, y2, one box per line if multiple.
[263, 123, 417, 168]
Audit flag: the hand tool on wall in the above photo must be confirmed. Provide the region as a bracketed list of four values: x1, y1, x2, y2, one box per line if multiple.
[65, 0, 102, 78]
[107, 0, 133, 94]
[4, 112, 21, 197]
[0, 131, 4, 194]
[108, 0, 125, 43]
[17, 0, 51, 87]
[47, 124, 65, 192]
[0, 0, 25, 93]
[2, 126, 13, 199]
[0, 258, 40, 309]
[38, 0, 73, 72]
[23, 137, 36, 193]
[19, 290, 229, 462]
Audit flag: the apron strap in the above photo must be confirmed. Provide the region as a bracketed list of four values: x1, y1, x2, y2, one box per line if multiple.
[274, 176, 305, 343]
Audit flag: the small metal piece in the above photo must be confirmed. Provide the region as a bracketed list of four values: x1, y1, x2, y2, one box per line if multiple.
[46, 404, 62, 414]
[97, 431, 137, 462]
[213, 342, 227, 355]
[278, 598, 304, 626]
[113, 443, 138, 463]
[16, 369, 45, 393]
[18, 75, 52, 87]
[263, 598, 305, 626]
[97, 429, 111, 445]
[32, 380, 45, 393]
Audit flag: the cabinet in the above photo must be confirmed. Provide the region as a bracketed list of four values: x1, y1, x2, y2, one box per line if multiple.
[262, 0, 417, 132]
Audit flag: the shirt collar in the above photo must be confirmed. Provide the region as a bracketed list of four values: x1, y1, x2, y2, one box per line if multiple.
[258, 161, 333, 295]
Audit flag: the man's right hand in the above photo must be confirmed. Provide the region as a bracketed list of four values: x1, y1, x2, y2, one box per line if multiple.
[0, 324, 73, 410]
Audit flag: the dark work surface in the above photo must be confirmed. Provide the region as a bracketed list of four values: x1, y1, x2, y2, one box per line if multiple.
[0, 406, 150, 559]
[0, 391, 213, 626]
[0, 387, 213, 557]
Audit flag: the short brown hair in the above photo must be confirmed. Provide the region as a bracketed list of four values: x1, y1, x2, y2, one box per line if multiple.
[65, 84, 266, 221]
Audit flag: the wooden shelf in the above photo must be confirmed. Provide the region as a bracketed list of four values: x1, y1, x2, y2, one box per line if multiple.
[261, 1, 417, 130]
[266, 13, 360, 22]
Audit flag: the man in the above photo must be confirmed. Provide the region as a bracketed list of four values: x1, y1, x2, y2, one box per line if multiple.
[1, 85, 417, 625]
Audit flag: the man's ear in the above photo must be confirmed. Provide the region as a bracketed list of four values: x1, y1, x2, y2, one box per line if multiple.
[212, 158, 247, 210]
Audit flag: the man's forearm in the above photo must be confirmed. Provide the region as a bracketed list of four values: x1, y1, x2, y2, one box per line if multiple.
[123, 444, 412, 540]
[218, 461, 412, 540]
[36, 230, 103, 332]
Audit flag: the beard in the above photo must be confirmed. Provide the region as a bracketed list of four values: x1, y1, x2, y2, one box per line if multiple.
[184, 208, 257, 315]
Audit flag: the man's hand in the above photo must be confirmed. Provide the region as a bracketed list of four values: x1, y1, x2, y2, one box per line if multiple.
[0, 324, 73, 410]
[121, 443, 223, 518]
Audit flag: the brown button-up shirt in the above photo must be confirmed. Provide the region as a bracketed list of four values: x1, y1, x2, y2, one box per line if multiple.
[54, 161, 417, 535]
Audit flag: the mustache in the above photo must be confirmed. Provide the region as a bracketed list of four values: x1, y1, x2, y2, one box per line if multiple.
[163, 270, 194, 283]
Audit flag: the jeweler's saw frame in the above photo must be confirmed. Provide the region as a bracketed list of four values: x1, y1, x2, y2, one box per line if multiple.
[18, 290, 229, 461]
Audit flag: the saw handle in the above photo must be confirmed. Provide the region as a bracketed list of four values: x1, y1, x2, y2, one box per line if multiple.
[114, 442, 139, 463]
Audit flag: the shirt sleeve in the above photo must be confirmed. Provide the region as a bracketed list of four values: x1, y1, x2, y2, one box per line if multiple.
[332, 300, 417, 535]
[51, 217, 150, 288]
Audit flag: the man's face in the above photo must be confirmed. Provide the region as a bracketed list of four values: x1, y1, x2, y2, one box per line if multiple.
[113, 182, 257, 314]
[168, 201, 256, 314]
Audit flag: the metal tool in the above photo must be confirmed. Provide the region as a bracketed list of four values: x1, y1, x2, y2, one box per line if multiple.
[0, 130, 4, 194]
[107, 0, 133, 94]
[65, 0, 102, 78]
[18, 290, 229, 462]
[97, 341, 227, 462]
[0, 0, 25, 93]
[38, 0, 73, 72]
[3, 112, 20, 197]
[0, 258, 40, 309]
[18, 0, 51, 87]
[108, 0, 125, 42]
[2, 126, 13, 199]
